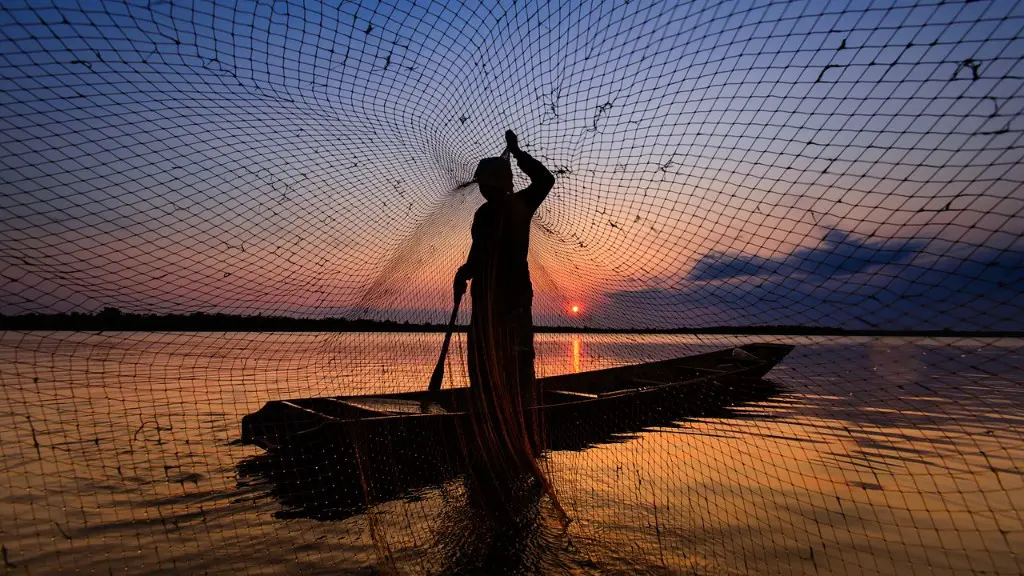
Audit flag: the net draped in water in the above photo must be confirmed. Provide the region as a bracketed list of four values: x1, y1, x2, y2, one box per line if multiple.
[1, 0, 1022, 574]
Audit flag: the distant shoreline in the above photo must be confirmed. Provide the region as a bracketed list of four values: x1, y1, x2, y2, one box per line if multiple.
[1, 310, 1020, 338]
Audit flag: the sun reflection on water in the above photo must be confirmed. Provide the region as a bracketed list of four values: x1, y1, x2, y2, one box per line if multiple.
[571, 336, 582, 374]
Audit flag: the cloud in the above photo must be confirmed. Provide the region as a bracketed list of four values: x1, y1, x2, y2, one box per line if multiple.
[599, 231, 1024, 331]
[687, 229, 927, 282]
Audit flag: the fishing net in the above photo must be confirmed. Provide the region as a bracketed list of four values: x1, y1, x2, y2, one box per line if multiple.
[1, 0, 1022, 573]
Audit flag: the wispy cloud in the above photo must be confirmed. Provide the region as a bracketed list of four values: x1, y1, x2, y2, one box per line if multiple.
[687, 229, 927, 282]
[600, 230, 1023, 331]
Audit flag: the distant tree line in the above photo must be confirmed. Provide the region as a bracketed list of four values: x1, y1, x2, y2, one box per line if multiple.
[0, 308, 449, 332]
[0, 308, 1019, 337]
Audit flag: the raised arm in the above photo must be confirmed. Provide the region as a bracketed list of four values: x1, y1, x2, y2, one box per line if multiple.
[507, 130, 555, 213]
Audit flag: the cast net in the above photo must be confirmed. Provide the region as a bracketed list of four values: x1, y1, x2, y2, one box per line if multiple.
[1, 0, 1022, 573]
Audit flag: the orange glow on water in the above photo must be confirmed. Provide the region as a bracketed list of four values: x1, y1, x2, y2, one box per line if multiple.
[571, 336, 582, 373]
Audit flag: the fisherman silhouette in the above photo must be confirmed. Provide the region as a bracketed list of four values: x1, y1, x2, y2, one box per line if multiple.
[454, 130, 554, 456]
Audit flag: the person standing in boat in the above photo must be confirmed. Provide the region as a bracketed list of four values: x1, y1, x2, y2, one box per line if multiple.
[453, 129, 554, 456]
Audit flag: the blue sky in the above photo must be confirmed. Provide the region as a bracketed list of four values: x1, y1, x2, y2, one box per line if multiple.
[1, 0, 1022, 330]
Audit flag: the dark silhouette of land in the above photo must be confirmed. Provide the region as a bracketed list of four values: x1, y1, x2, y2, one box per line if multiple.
[1, 308, 1019, 337]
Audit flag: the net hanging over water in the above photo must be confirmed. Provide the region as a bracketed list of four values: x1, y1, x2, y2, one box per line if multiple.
[1, 0, 1022, 573]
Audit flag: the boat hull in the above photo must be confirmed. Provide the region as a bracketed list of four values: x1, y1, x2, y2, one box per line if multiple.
[241, 343, 794, 451]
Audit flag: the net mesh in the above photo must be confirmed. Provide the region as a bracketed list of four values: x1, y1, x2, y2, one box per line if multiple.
[1, 0, 1022, 573]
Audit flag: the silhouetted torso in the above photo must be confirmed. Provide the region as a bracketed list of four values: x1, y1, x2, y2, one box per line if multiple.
[469, 195, 535, 311]
[462, 150, 553, 317]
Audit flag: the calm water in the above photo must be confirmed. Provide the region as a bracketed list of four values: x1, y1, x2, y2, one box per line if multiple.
[0, 332, 1021, 574]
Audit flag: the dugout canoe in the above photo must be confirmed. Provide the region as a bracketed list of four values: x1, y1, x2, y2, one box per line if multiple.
[240, 342, 794, 452]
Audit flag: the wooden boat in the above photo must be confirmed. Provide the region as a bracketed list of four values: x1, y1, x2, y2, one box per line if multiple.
[237, 343, 793, 521]
[241, 343, 793, 451]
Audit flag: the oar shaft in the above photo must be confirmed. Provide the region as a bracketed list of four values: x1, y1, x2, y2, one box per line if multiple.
[428, 292, 462, 392]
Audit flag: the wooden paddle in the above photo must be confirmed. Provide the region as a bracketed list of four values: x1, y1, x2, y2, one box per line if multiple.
[428, 289, 463, 392]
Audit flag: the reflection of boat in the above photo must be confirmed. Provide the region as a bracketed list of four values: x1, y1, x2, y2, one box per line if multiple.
[241, 343, 793, 451]
[237, 343, 792, 521]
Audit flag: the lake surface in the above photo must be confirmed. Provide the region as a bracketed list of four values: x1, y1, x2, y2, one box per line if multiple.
[0, 332, 1021, 574]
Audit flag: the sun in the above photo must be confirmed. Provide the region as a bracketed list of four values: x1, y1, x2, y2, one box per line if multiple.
[570, 304, 581, 315]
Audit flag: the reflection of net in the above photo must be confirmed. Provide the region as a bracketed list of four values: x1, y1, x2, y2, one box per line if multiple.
[1, 1, 1021, 574]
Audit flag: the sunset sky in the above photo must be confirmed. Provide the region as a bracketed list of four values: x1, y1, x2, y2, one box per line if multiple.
[1, 0, 1022, 330]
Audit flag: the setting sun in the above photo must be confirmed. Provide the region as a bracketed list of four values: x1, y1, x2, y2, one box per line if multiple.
[570, 304, 581, 314]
